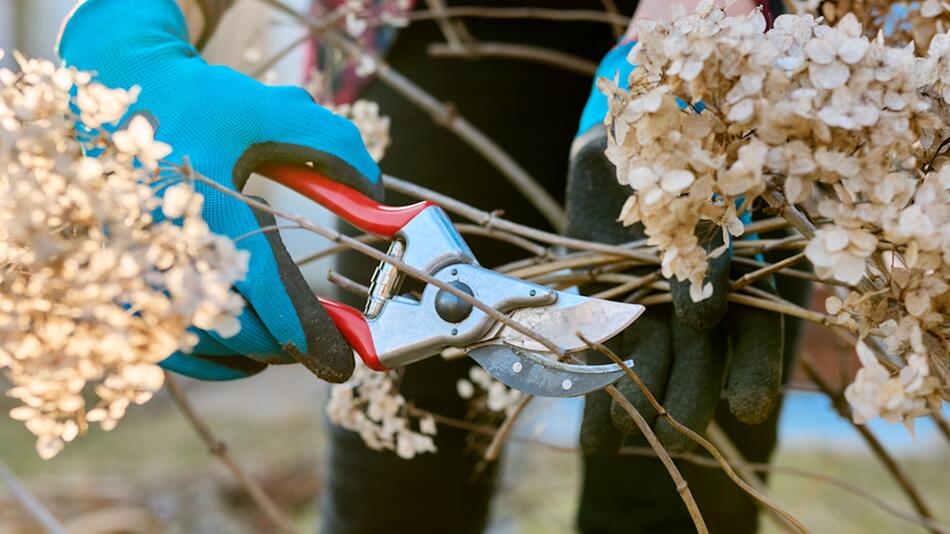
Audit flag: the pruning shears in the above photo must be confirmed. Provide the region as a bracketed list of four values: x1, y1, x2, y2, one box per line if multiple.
[259, 165, 644, 398]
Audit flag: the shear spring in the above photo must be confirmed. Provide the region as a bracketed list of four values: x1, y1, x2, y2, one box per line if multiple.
[364, 240, 406, 318]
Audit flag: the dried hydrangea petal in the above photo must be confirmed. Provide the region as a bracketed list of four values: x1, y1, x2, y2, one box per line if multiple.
[1, 53, 246, 458]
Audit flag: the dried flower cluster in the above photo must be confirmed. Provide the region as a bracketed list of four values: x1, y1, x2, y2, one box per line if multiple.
[795, 0, 950, 51]
[0, 51, 247, 458]
[326, 361, 437, 459]
[312, 0, 412, 79]
[335, 0, 411, 40]
[326, 359, 522, 459]
[457, 365, 524, 416]
[328, 99, 391, 162]
[845, 340, 939, 427]
[603, 2, 948, 425]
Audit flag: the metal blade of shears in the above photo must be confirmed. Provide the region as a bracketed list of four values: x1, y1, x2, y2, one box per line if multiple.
[468, 345, 634, 397]
[494, 292, 645, 353]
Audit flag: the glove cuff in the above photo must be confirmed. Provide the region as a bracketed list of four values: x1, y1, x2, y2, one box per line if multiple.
[195, 0, 237, 50]
[570, 124, 607, 162]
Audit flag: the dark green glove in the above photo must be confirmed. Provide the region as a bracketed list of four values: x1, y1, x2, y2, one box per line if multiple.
[567, 130, 785, 454]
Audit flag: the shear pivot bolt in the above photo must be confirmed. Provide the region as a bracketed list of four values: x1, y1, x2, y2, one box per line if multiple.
[561, 379, 573, 391]
[435, 281, 475, 323]
[512, 362, 523, 374]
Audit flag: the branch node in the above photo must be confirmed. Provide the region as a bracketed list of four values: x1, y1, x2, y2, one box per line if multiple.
[435, 101, 459, 126]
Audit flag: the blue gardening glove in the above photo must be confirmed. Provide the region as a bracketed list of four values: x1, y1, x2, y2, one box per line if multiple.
[576, 39, 639, 141]
[59, 0, 382, 383]
[567, 40, 787, 454]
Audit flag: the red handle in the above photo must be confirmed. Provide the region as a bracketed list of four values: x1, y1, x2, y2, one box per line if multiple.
[318, 297, 387, 372]
[258, 164, 435, 238]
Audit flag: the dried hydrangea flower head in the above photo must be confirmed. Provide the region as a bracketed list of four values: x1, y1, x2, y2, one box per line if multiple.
[0, 50, 247, 458]
[326, 359, 522, 459]
[328, 100, 391, 162]
[797, 0, 950, 52]
[326, 361, 437, 460]
[604, 2, 948, 425]
[457, 365, 524, 416]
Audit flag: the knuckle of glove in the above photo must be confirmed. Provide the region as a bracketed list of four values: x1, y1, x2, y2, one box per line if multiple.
[566, 133, 645, 244]
[653, 318, 727, 453]
[670, 222, 730, 329]
[607, 309, 674, 436]
[581, 389, 627, 456]
[725, 303, 784, 425]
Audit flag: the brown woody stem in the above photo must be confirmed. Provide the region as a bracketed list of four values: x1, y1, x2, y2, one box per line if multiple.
[164, 373, 301, 534]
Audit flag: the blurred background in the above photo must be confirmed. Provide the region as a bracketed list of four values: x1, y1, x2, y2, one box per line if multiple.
[0, 1, 948, 532]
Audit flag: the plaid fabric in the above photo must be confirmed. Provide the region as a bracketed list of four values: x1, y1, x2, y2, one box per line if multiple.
[309, 0, 415, 104]
[306, 0, 775, 104]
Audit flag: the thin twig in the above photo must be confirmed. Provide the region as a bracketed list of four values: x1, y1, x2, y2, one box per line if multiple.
[428, 42, 598, 76]
[384, 175, 655, 261]
[408, 6, 631, 26]
[761, 188, 876, 294]
[800, 359, 939, 532]
[923, 135, 950, 174]
[294, 233, 384, 267]
[760, 189, 817, 239]
[584, 336, 810, 534]
[590, 271, 661, 300]
[182, 166, 705, 525]
[234, 224, 303, 242]
[706, 422, 769, 494]
[531, 270, 640, 287]
[249, 32, 312, 79]
[603, 385, 709, 533]
[423, 0, 471, 50]
[732, 236, 808, 254]
[637, 292, 672, 306]
[743, 216, 794, 235]
[639, 290, 844, 336]
[256, 0, 568, 231]
[411, 396, 948, 533]
[931, 409, 950, 447]
[0, 456, 66, 534]
[506, 253, 638, 279]
[297, 223, 547, 269]
[731, 255, 852, 287]
[482, 395, 532, 462]
[599, 0, 626, 38]
[728, 292, 833, 326]
[180, 166, 569, 357]
[731, 252, 806, 290]
[250, 8, 347, 79]
[328, 270, 370, 297]
[706, 423, 799, 533]
[363, 55, 567, 230]
[409, 404, 947, 533]
[617, 446, 950, 534]
[454, 223, 550, 257]
[163, 373, 302, 534]
[405, 405, 499, 436]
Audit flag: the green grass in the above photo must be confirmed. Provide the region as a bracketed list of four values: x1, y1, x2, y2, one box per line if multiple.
[761, 448, 950, 534]
[1, 390, 947, 533]
[0, 399, 325, 479]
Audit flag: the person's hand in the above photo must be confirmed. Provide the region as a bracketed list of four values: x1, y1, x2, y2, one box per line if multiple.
[568, 40, 784, 454]
[59, 0, 382, 383]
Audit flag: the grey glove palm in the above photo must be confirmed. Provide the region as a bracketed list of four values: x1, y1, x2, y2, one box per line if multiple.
[567, 131, 784, 454]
